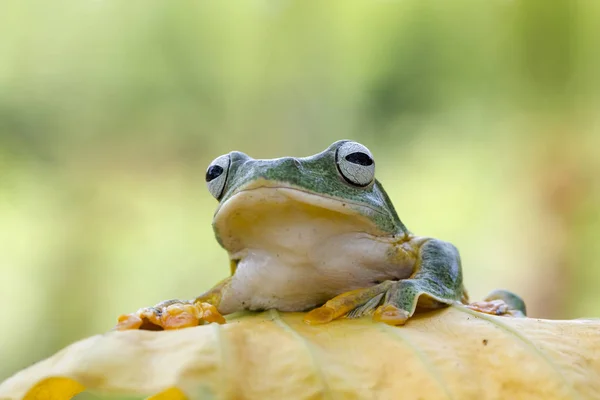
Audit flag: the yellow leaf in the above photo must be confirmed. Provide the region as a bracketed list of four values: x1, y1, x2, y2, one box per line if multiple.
[1, 306, 599, 400]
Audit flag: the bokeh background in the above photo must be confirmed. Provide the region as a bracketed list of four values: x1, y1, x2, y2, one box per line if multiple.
[1, 0, 599, 382]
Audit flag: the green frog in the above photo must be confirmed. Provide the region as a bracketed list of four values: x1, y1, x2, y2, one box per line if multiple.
[116, 140, 526, 331]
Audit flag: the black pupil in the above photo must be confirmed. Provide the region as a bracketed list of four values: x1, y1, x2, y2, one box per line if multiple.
[345, 152, 373, 166]
[205, 165, 224, 182]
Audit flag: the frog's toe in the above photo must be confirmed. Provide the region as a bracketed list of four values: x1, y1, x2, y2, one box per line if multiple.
[369, 279, 453, 326]
[345, 292, 385, 319]
[160, 303, 203, 329]
[466, 296, 526, 318]
[115, 313, 144, 330]
[114, 300, 226, 331]
[483, 289, 527, 317]
[304, 306, 336, 325]
[303, 282, 393, 325]
[465, 299, 510, 316]
[464, 289, 527, 318]
[115, 306, 165, 331]
[373, 304, 410, 326]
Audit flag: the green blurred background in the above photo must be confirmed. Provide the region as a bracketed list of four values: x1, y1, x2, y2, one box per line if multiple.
[1, 0, 599, 381]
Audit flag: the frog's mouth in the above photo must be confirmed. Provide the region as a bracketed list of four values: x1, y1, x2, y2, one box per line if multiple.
[212, 180, 389, 253]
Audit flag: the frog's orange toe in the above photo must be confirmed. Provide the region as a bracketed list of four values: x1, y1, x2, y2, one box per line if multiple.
[161, 305, 200, 330]
[373, 305, 409, 326]
[197, 302, 227, 325]
[114, 310, 165, 331]
[114, 314, 143, 331]
[162, 314, 199, 329]
[304, 306, 335, 325]
[114, 300, 227, 331]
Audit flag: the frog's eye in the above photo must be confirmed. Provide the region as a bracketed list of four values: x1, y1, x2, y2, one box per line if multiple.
[336, 141, 375, 187]
[206, 154, 230, 200]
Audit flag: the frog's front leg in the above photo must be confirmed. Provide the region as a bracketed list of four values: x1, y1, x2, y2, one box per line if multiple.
[306, 238, 465, 326]
[114, 277, 231, 331]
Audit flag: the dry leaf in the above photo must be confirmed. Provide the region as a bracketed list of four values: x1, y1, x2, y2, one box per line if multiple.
[1, 306, 599, 400]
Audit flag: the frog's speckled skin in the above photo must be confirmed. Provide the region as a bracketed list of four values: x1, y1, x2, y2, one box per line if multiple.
[117, 140, 526, 330]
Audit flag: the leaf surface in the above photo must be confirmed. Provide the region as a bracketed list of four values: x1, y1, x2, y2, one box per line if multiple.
[1, 306, 599, 400]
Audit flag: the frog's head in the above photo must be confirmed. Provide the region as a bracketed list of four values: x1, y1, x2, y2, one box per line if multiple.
[205, 140, 408, 252]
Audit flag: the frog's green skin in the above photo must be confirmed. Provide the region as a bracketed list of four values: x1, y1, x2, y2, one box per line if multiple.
[136, 140, 526, 328]
[195, 139, 515, 325]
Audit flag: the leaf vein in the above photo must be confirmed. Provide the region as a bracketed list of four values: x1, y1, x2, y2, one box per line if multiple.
[268, 310, 333, 400]
[378, 323, 455, 400]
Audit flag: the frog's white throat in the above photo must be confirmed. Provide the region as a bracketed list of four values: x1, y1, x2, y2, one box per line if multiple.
[213, 185, 387, 253]
[212, 185, 412, 313]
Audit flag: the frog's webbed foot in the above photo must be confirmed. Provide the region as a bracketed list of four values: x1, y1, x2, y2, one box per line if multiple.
[304, 279, 452, 327]
[306, 239, 464, 326]
[114, 299, 226, 331]
[305, 282, 394, 325]
[371, 279, 455, 326]
[115, 277, 232, 331]
[465, 289, 527, 318]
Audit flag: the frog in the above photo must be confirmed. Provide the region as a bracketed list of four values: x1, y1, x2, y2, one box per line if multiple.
[115, 140, 526, 331]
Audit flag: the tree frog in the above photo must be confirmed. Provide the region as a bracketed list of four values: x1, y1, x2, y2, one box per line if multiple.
[116, 140, 526, 330]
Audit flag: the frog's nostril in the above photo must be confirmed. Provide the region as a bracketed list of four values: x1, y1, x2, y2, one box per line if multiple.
[293, 159, 302, 168]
